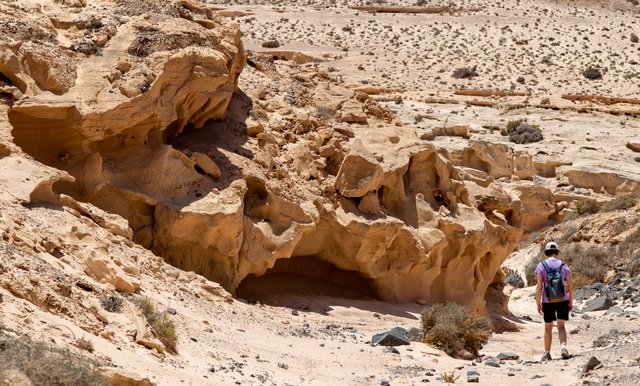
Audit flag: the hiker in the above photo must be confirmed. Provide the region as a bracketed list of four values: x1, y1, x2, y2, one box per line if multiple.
[535, 241, 574, 362]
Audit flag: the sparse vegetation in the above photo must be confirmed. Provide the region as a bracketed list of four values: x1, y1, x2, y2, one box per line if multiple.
[583, 67, 602, 80]
[261, 40, 280, 48]
[100, 295, 124, 313]
[277, 362, 289, 369]
[0, 331, 106, 386]
[441, 370, 460, 383]
[508, 123, 543, 144]
[132, 297, 178, 353]
[576, 200, 600, 215]
[451, 66, 478, 79]
[525, 255, 541, 286]
[315, 105, 336, 119]
[602, 194, 640, 211]
[421, 303, 493, 359]
[74, 337, 94, 353]
[563, 244, 608, 285]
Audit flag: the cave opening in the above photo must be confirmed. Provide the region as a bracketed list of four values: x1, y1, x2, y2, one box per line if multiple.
[236, 255, 378, 303]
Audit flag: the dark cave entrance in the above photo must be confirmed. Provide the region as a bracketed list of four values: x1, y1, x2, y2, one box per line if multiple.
[236, 255, 378, 302]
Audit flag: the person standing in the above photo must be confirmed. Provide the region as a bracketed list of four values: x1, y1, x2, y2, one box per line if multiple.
[535, 241, 574, 361]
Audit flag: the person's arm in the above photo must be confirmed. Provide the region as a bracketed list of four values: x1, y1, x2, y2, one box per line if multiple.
[536, 273, 544, 315]
[565, 274, 574, 311]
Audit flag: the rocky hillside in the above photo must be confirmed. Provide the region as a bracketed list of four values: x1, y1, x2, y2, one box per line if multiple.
[1, 0, 640, 385]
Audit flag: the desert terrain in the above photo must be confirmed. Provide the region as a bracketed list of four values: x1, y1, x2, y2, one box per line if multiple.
[1, 0, 640, 385]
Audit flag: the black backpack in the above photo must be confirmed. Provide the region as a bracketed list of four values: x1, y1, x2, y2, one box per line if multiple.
[542, 260, 565, 303]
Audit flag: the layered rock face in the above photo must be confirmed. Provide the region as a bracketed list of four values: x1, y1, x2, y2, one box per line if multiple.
[1, 0, 564, 313]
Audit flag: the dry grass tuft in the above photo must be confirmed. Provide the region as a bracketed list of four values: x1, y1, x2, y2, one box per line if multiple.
[132, 297, 178, 353]
[0, 331, 106, 385]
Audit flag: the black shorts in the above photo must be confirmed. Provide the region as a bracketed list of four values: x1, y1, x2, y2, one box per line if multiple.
[542, 300, 569, 323]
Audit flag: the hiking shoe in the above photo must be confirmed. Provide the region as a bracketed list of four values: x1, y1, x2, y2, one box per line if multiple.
[541, 352, 552, 362]
[561, 347, 570, 359]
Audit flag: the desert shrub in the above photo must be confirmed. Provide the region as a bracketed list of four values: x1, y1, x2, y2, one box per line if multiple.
[563, 244, 608, 285]
[99, 295, 124, 313]
[132, 297, 178, 353]
[508, 123, 543, 144]
[525, 255, 541, 285]
[315, 105, 336, 119]
[583, 67, 602, 80]
[441, 370, 460, 383]
[421, 303, 493, 359]
[261, 40, 280, 48]
[452, 67, 478, 79]
[575, 200, 600, 215]
[74, 337, 94, 353]
[0, 331, 106, 385]
[629, 252, 640, 277]
[602, 194, 640, 211]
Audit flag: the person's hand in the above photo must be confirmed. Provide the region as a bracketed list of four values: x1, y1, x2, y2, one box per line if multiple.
[537, 302, 543, 315]
[568, 300, 573, 311]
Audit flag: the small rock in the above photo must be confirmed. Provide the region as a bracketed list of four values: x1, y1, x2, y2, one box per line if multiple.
[604, 307, 624, 316]
[292, 310, 299, 316]
[583, 357, 601, 374]
[383, 346, 400, 354]
[190, 337, 198, 342]
[530, 374, 544, 379]
[380, 380, 390, 386]
[485, 358, 500, 368]
[167, 307, 177, 315]
[467, 374, 480, 383]
[497, 352, 520, 361]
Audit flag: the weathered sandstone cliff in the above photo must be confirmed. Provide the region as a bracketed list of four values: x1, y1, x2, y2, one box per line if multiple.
[0, 0, 569, 314]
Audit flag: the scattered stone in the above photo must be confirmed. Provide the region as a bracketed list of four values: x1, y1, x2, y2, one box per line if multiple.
[604, 307, 624, 316]
[291, 310, 299, 316]
[505, 273, 525, 288]
[371, 327, 410, 346]
[583, 296, 614, 312]
[167, 307, 177, 315]
[383, 346, 400, 354]
[380, 380, 390, 386]
[583, 357, 601, 375]
[497, 352, 519, 361]
[484, 358, 500, 368]
[530, 374, 544, 379]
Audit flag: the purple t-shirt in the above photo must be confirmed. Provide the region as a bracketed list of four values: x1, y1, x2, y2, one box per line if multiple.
[535, 257, 571, 303]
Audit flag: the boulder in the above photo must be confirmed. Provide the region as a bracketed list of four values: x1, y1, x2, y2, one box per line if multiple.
[583, 296, 614, 312]
[98, 367, 154, 386]
[371, 327, 410, 346]
[335, 144, 384, 197]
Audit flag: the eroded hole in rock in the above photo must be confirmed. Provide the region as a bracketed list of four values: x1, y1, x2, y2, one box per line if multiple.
[236, 256, 378, 302]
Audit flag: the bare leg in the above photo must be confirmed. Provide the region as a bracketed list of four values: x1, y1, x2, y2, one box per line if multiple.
[557, 319, 567, 346]
[544, 322, 553, 352]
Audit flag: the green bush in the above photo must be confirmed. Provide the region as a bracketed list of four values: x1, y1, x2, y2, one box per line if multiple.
[132, 297, 178, 353]
[421, 303, 493, 359]
[575, 200, 599, 215]
[0, 331, 106, 386]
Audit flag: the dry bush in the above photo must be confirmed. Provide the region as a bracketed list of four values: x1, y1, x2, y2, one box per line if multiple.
[261, 40, 280, 48]
[99, 295, 123, 313]
[75, 337, 94, 353]
[629, 252, 640, 277]
[132, 297, 178, 353]
[421, 303, 493, 359]
[0, 331, 106, 385]
[575, 200, 600, 215]
[441, 370, 460, 383]
[563, 244, 608, 284]
[452, 67, 478, 79]
[602, 194, 639, 211]
[508, 123, 543, 144]
[583, 67, 602, 80]
[525, 255, 542, 286]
